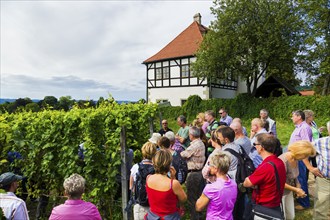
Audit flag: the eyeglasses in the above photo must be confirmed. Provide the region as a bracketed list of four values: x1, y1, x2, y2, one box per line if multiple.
[162, 123, 168, 124]
[219, 112, 224, 114]
[253, 143, 261, 146]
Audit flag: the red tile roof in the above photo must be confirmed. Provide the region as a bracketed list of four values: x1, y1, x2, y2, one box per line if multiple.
[143, 21, 208, 64]
[300, 90, 315, 96]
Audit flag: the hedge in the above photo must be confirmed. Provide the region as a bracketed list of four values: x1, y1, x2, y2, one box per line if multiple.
[159, 94, 330, 126]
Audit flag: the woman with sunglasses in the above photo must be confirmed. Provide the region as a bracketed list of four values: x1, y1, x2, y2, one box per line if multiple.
[196, 151, 237, 220]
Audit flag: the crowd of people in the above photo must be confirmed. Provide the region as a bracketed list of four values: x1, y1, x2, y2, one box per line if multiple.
[0, 108, 329, 220]
[129, 108, 329, 220]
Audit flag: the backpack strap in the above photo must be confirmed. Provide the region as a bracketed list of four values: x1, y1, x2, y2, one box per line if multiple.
[224, 148, 240, 159]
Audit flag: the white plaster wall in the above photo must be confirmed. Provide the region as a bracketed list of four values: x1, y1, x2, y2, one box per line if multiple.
[211, 88, 236, 99]
[148, 86, 208, 106]
[236, 75, 266, 95]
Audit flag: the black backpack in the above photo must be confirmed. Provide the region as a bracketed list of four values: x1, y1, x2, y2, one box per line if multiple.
[134, 162, 155, 206]
[172, 152, 188, 184]
[224, 146, 255, 193]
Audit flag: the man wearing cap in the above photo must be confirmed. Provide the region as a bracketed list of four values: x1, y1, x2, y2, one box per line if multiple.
[0, 172, 29, 220]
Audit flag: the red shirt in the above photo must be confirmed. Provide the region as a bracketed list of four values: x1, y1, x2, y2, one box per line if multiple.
[146, 179, 179, 216]
[249, 155, 286, 207]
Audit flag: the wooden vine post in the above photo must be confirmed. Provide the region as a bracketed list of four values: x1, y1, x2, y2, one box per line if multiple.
[120, 126, 128, 220]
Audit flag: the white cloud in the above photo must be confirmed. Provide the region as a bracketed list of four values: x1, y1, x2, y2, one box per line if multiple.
[0, 0, 214, 101]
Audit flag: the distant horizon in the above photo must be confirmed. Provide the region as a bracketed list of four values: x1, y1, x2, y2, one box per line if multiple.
[0, 97, 136, 104]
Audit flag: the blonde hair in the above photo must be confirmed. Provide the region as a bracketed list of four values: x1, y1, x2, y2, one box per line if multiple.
[252, 118, 264, 128]
[152, 149, 172, 175]
[208, 151, 231, 174]
[197, 112, 205, 121]
[211, 130, 221, 145]
[63, 173, 85, 199]
[142, 142, 157, 160]
[288, 140, 316, 160]
[303, 110, 314, 119]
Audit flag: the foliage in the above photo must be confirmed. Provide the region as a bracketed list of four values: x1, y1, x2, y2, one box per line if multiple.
[193, 0, 306, 96]
[58, 96, 74, 111]
[42, 96, 58, 109]
[0, 102, 157, 219]
[299, 0, 330, 95]
[25, 103, 41, 112]
[0, 96, 99, 114]
[159, 94, 330, 132]
[182, 95, 202, 116]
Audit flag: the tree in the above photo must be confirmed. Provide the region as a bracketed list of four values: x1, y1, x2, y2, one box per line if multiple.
[25, 103, 41, 112]
[193, 0, 305, 96]
[58, 96, 74, 111]
[299, 0, 330, 95]
[42, 96, 58, 109]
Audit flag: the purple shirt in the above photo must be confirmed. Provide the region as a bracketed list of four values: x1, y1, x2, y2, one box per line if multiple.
[220, 115, 233, 126]
[289, 121, 312, 144]
[203, 177, 237, 220]
[49, 199, 102, 220]
[202, 122, 209, 134]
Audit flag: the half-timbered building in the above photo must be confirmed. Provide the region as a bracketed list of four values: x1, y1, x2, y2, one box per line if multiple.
[143, 13, 246, 106]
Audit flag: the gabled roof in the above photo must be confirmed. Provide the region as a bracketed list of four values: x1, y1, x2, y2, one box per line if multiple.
[143, 21, 208, 64]
[255, 75, 301, 98]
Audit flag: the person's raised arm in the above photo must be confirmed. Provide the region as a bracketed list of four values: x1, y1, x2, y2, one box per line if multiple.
[172, 179, 187, 204]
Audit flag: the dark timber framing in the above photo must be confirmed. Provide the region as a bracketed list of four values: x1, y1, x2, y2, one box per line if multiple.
[145, 57, 237, 90]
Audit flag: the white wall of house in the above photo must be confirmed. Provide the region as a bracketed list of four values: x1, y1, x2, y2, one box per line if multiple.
[148, 86, 208, 106]
[236, 75, 266, 95]
[211, 88, 236, 99]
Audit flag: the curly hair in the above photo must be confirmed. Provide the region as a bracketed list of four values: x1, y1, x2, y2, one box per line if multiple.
[63, 173, 86, 199]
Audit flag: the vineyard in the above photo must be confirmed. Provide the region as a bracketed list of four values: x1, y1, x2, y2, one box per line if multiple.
[0, 100, 157, 219]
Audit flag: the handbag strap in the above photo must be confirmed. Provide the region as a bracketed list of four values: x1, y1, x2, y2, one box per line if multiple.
[267, 162, 280, 192]
[268, 161, 284, 218]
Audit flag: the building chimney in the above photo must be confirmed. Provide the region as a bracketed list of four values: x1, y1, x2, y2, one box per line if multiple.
[193, 13, 202, 24]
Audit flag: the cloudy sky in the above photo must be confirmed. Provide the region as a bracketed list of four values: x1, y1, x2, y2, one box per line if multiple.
[1, 0, 215, 101]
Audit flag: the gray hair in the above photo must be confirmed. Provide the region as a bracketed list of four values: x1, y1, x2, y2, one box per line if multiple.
[209, 151, 231, 174]
[189, 126, 200, 137]
[164, 131, 175, 142]
[293, 110, 305, 121]
[260, 109, 269, 116]
[205, 110, 215, 118]
[177, 115, 187, 124]
[63, 173, 86, 199]
[303, 110, 314, 119]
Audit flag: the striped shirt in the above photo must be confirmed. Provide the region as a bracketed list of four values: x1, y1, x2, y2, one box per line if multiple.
[314, 136, 330, 178]
[0, 192, 29, 220]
